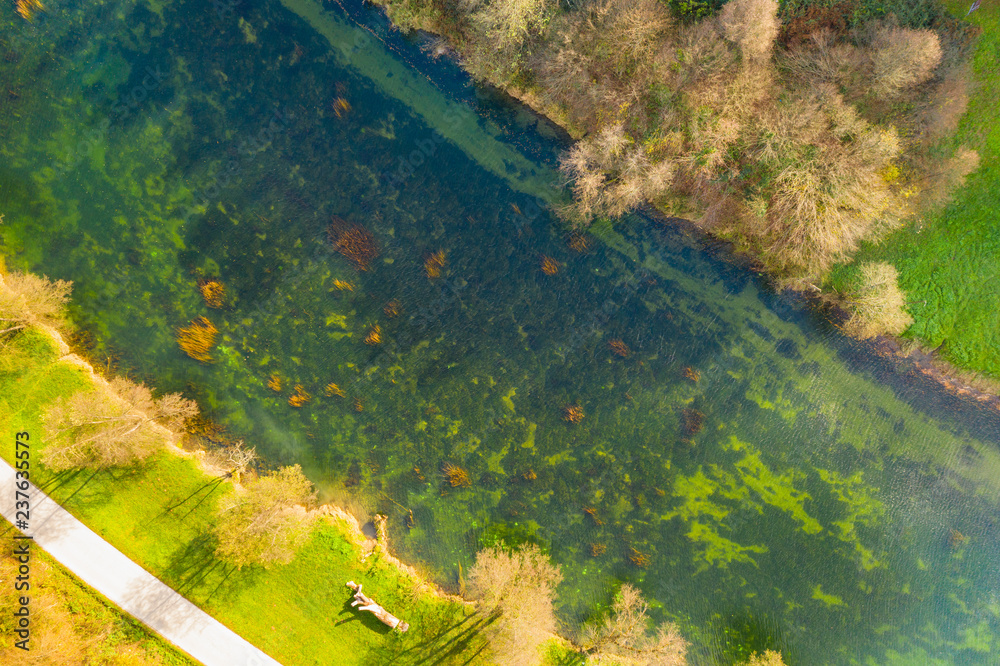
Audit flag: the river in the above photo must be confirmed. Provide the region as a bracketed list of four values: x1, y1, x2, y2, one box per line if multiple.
[1, 0, 998, 662]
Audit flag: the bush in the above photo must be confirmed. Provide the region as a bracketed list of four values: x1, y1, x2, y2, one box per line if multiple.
[42, 378, 198, 471]
[214, 465, 318, 569]
[747, 649, 787, 665]
[843, 262, 913, 339]
[468, 541, 562, 665]
[718, 0, 780, 61]
[870, 25, 942, 97]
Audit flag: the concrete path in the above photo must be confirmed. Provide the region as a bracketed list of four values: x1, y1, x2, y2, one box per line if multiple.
[0, 459, 282, 666]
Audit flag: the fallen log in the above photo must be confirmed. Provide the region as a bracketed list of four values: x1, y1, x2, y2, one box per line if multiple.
[346, 581, 410, 632]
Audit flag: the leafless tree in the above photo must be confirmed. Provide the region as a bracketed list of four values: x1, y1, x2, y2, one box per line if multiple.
[0, 271, 72, 337]
[42, 378, 198, 471]
[468, 542, 563, 666]
[580, 584, 689, 665]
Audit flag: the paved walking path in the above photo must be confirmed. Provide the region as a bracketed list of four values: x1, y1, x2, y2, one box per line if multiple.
[0, 459, 282, 666]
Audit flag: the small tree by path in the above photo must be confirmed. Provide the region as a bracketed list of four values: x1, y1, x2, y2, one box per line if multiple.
[0, 271, 72, 338]
[467, 541, 562, 666]
[580, 583, 689, 665]
[214, 465, 318, 569]
[42, 378, 198, 471]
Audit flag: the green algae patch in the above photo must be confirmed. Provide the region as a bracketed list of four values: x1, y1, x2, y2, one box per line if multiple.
[811, 585, 845, 608]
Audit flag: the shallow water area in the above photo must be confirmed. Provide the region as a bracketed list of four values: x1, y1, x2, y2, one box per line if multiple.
[2, 0, 1000, 663]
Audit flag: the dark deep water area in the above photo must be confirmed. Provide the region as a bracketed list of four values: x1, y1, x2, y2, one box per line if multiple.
[2, 0, 1000, 663]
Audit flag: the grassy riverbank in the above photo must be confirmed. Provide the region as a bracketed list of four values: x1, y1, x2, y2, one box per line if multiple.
[0, 517, 198, 665]
[828, 0, 1000, 381]
[0, 327, 514, 665]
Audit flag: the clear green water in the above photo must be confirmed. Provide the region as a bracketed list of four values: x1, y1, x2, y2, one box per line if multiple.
[2, 0, 1000, 663]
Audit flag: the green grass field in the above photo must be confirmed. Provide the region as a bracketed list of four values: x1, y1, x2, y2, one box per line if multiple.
[0, 329, 514, 665]
[827, 0, 1000, 378]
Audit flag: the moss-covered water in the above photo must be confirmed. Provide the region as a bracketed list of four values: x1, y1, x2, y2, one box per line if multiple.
[2, 0, 999, 663]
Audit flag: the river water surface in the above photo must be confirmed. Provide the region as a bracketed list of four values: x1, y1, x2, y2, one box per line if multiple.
[2, 0, 999, 663]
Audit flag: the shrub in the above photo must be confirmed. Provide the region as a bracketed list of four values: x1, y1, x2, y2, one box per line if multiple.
[580, 583, 689, 665]
[718, 0, 780, 61]
[214, 465, 318, 569]
[42, 378, 198, 471]
[468, 541, 562, 666]
[843, 262, 913, 339]
[870, 26, 942, 97]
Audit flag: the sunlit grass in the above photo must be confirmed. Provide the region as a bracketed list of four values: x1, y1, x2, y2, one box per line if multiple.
[828, 0, 1000, 377]
[0, 330, 490, 665]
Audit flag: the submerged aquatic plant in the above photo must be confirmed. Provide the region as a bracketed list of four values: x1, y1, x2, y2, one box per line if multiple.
[328, 216, 380, 271]
[541, 255, 560, 275]
[562, 403, 585, 424]
[608, 338, 631, 358]
[627, 547, 650, 568]
[176, 317, 217, 363]
[288, 384, 311, 408]
[583, 507, 603, 526]
[331, 97, 351, 118]
[681, 408, 705, 437]
[332, 279, 355, 292]
[443, 462, 472, 488]
[567, 230, 591, 253]
[383, 299, 401, 317]
[364, 324, 382, 345]
[324, 382, 345, 398]
[682, 366, 701, 383]
[198, 278, 226, 308]
[424, 250, 447, 278]
[589, 542, 606, 557]
[16, 0, 43, 20]
[267, 373, 283, 392]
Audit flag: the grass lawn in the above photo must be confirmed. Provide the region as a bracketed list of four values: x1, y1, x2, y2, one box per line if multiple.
[0, 328, 503, 665]
[827, 0, 1000, 378]
[0, 517, 199, 665]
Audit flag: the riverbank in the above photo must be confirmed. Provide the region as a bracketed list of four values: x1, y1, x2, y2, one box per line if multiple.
[828, 0, 1000, 386]
[0, 321, 522, 664]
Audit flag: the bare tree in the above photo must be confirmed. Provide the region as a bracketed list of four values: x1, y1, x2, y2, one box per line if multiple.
[747, 650, 787, 666]
[42, 378, 198, 471]
[870, 26, 942, 97]
[214, 465, 318, 569]
[580, 584, 689, 665]
[0, 271, 72, 337]
[718, 0, 780, 62]
[468, 541, 562, 666]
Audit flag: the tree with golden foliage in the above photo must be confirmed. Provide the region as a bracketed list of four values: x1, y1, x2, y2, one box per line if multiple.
[468, 542, 563, 666]
[0, 271, 72, 337]
[843, 262, 913, 340]
[580, 583, 689, 665]
[42, 378, 198, 471]
[214, 465, 318, 569]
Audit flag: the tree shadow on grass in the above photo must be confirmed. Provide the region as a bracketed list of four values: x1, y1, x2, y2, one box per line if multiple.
[154, 477, 227, 521]
[362, 611, 497, 666]
[159, 531, 262, 602]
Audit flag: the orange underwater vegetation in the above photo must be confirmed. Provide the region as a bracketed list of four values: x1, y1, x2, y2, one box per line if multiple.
[424, 250, 446, 278]
[324, 382, 346, 398]
[176, 317, 217, 363]
[562, 404, 585, 424]
[199, 279, 226, 308]
[16, 0, 43, 20]
[288, 384, 311, 408]
[607, 338, 631, 358]
[328, 216, 379, 271]
[364, 324, 382, 345]
[267, 373, 283, 392]
[442, 462, 471, 488]
[541, 256, 560, 275]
